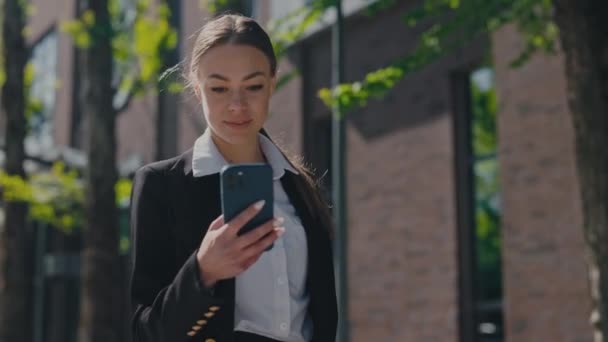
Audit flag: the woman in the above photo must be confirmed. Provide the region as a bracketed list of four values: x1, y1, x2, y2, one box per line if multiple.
[129, 14, 338, 342]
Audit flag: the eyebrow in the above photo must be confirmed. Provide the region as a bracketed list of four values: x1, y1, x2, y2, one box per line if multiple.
[207, 71, 266, 81]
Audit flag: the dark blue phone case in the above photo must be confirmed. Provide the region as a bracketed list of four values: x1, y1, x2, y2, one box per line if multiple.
[220, 163, 274, 251]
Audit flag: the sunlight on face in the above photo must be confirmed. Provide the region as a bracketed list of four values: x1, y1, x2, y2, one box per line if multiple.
[196, 44, 276, 146]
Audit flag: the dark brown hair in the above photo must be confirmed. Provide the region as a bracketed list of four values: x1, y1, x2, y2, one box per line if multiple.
[188, 14, 277, 87]
[188, 14, 334, 239]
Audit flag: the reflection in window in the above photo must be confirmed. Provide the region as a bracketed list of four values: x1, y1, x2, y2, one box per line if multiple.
[112, 0, 137, 111]
[26, 29, 58, 156]
[470, 67, 504, 341]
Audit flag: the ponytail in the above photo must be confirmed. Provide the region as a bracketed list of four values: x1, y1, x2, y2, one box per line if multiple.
[259, 128, 334, 240]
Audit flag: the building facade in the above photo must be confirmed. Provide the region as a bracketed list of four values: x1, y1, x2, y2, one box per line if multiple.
[1, 0, 592, 341]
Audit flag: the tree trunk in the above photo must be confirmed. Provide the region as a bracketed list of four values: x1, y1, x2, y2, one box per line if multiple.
[553, 1, 608, 341]
[77, 0, 121, 341]
[155, 0, 180, 161]
[0, 1, 34, 342]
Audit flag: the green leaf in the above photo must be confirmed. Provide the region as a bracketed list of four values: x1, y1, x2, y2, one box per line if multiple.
[319, 0, 554, 113]
[166, 81, 185, 93]
[119, 236, 131, 254]
[115, 178, 133, 206]
[267, 0, 334, 58]
[61, 20, 92, 48]
[82, 10, 95, 27]
[62, 0, 177, 108]
[1, 162, 132, 233]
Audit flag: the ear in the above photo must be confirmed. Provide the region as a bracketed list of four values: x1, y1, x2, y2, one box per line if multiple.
[193, 83, 202, 102]
[269, 75, 277, 96]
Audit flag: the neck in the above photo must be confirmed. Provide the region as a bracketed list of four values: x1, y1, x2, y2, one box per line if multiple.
[211, 133, 265, 164]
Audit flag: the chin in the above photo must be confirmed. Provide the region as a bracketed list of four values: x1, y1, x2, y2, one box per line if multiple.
[216, 127, 259, 146]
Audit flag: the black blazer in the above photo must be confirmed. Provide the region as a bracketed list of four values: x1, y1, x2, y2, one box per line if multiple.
[129, 149, 338, 342]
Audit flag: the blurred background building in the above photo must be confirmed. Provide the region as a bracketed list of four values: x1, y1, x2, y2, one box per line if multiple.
[0, 0, 591, 341]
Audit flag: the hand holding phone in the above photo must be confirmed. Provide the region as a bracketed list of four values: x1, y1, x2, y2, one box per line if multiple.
[194, 163, 283, 288]
[220, 164, 274, 247]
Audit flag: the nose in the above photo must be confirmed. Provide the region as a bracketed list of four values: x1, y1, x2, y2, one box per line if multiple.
[228, 90, 246, 112]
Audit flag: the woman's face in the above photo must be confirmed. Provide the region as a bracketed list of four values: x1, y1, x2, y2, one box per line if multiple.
[196, 44, 276, 146]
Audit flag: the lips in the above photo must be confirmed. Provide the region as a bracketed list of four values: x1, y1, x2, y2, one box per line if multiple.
[224, 119, 253, 128]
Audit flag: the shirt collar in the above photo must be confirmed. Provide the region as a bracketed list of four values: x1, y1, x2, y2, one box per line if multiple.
[192, 129, 298, 180]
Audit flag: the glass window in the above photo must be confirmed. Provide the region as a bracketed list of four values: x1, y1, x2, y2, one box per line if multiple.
[470, 67, 503, 341]
[455, 66, 504, 342]
[26, 29, 58, 156]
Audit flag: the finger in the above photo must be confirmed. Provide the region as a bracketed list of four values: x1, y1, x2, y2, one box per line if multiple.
[242, 227, 285, 259]
[237, 217, 283, 250]
[225, 200, 266, 235]
[209, 215, 225, 231]
[237, 255, 260, 274]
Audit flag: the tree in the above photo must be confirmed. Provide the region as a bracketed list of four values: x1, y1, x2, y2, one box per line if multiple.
[62, 0, 176, 340]
[74, 0, 120, 340]
[0, 0, 175, 339]
[552, 2, 608, 341]
[0, 1, 33, 342]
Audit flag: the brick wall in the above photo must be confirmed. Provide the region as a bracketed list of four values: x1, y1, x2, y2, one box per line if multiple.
[492, 24, 592, 342]
[268, 4, 593, 342]
[269, 2, 486, 340]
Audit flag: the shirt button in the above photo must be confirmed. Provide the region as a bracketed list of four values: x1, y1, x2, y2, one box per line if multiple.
[280, 323, 288, 330]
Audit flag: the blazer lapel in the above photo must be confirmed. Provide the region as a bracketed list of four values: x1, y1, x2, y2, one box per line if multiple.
[170, 149, 221, 254]
[171, 150, 237, 338]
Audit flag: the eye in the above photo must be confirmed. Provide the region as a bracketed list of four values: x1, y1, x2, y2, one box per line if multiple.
[210, 87, 228, 93]
[246, 84, 264, 91]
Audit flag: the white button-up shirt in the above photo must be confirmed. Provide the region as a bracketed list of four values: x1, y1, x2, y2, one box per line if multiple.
[192, 129, 312, 342]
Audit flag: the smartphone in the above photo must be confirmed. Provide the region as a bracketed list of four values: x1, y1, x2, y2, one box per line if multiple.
[220, 163, 274, 251]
